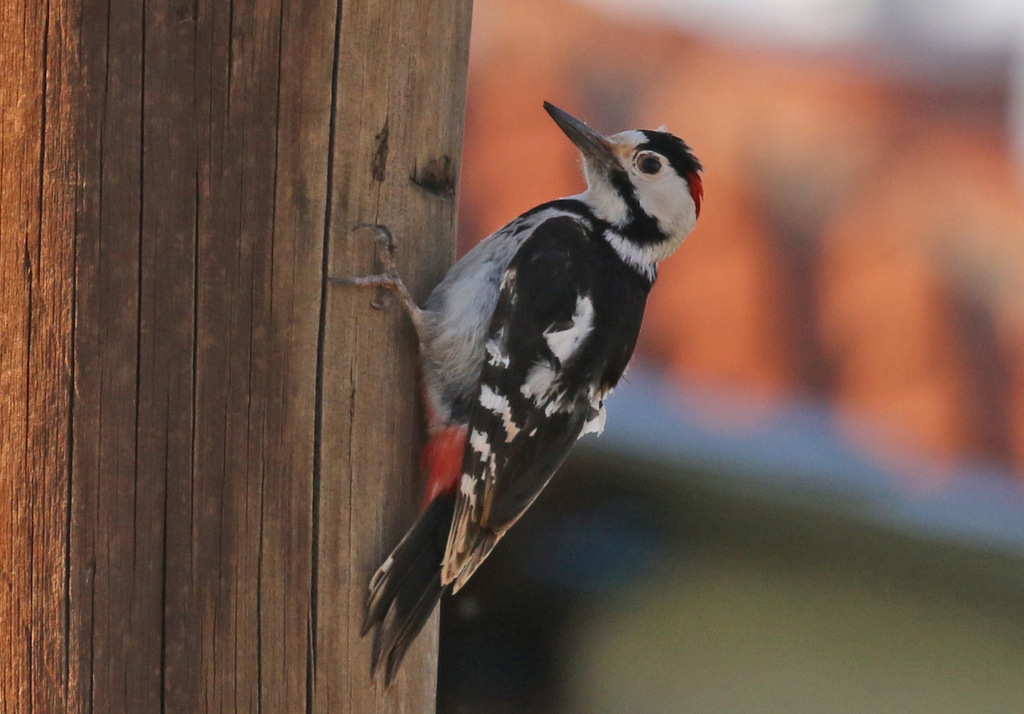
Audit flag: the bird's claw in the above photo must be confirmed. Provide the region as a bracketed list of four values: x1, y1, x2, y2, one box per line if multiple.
[354, 223, 400, 279]
[329, 224, 405, 311]
[369, 290, 393, 311]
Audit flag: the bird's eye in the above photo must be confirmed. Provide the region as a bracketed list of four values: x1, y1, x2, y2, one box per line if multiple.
[636, 153, 662, 175]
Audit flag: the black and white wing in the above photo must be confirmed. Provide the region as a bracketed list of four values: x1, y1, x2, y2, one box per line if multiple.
[441, 215, 649, 591]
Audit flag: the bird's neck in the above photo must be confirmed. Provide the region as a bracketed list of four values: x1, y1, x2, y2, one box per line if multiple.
[572, 186, 676, 281]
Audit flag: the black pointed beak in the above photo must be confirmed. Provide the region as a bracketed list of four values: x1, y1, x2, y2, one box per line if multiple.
[544, 102, 617, 172]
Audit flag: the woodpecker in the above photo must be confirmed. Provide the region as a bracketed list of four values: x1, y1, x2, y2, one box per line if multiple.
[338, 102, 702, 683]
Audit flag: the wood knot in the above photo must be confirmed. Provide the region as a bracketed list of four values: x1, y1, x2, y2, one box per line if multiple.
[371, 119, 390, 182]
[411, 155, 456, 197]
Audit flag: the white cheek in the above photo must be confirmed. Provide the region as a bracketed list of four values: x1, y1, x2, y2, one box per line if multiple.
[639, 172, 697, 239]
[578, 172, 629, 226]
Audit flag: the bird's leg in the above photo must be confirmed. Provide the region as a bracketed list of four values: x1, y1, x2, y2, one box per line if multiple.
[330, 224, 426, 339]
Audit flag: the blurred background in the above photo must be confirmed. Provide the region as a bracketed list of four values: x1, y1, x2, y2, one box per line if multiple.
[439, 0, 1024, 711]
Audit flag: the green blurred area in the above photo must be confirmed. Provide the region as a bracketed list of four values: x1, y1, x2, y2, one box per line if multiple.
[561, 452, 1024, 714]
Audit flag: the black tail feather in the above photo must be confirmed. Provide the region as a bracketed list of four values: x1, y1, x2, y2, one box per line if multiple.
[364, 496, 454, 684]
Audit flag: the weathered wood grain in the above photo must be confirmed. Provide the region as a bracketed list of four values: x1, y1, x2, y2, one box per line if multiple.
[1, 0, 472, 710]
[318, 0, 473, 708]
[0, 0, 77, 710]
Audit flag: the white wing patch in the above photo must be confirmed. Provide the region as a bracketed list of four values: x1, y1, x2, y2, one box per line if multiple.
[544, 295, 594, 363]
[468, 429, 491, 459]
[485, 335, 509, 368]
[518, 294, 595, 416]
[479, 384, 521, 440]
[580, 384, 612, 437]
[478, 383, 509, 412]
[520, 365, 571, 416]
[579, 401, 607, 437]
[459, 473, 478, 514]
[521, 363, 556, 400]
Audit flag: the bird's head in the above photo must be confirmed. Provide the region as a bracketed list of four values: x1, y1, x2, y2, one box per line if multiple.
[545, 101, 703, 266]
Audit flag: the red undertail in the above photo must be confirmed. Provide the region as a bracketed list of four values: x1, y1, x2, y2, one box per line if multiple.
[420, 424, 468, 509]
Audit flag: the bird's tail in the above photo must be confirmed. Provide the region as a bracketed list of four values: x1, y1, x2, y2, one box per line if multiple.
[362, 496, 455, 684]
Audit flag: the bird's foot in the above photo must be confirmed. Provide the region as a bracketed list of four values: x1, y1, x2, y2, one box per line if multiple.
[331, 224, 425, 334]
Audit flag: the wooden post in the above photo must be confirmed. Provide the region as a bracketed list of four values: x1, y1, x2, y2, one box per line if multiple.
[0, 0, 472, 710]
[319, 0, 473, 708]
[0, 1, 77, 711]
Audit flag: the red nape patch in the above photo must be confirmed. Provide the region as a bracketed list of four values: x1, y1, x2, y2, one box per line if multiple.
[686, 172, 703, 217]
[420, 425, 468, 510]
